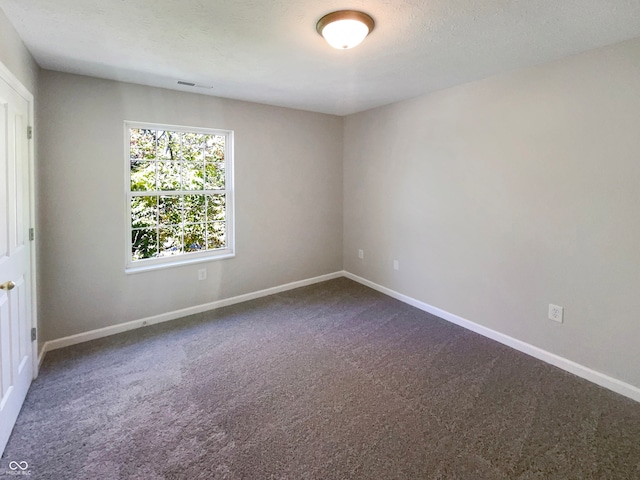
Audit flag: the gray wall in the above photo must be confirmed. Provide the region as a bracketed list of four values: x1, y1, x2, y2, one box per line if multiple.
[343, 38, 640, 389]
[38, 71, 343, 341]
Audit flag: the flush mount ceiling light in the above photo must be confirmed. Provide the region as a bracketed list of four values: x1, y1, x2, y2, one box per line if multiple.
[316, 10, 375, 50]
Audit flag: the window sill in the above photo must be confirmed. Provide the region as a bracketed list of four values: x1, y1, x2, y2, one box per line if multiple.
[125, 252, 235, 275]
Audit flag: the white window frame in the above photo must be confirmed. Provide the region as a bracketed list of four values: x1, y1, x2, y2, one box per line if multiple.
[124, 121, 235, 273]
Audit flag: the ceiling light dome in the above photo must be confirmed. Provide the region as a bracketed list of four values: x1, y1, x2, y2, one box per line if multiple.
[316, 10, 375, 50]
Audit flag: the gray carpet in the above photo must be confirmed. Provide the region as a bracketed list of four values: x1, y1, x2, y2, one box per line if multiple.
[2, 278, 639, 479]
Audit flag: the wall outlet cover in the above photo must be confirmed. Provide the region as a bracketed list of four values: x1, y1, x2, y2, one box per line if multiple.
[548, 304, 564, 323]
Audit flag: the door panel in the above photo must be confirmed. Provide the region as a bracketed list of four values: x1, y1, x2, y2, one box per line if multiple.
[0, 102, 6, 259]
[0, 294, 10, 402]
[12, 276, 28, 374]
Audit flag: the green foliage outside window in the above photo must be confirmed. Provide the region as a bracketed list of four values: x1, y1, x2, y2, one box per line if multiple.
[129, 128, 227, 261]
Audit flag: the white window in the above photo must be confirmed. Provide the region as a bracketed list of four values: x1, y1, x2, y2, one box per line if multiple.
[125, 122, 234, 272]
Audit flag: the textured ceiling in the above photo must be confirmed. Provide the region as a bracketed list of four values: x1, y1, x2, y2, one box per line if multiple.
[2, 0, 640, 115]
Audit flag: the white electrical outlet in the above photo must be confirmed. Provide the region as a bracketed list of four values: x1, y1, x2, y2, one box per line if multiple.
[198, 268, 207, 281]
[393, 260, 399, 271]
[358, 249, 364, 259]
[548, 304, 563, 323]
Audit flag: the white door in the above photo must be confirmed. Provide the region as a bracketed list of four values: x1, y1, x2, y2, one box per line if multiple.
[0, 71, 34, 455]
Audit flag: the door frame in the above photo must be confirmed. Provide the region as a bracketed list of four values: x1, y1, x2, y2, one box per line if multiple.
[0, 59, 38, 379]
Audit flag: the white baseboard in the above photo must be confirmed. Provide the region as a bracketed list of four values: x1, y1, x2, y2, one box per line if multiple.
[40, 271, 343, 357]
[343, 271, 640, 403]
[38, 269, 640, 404]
